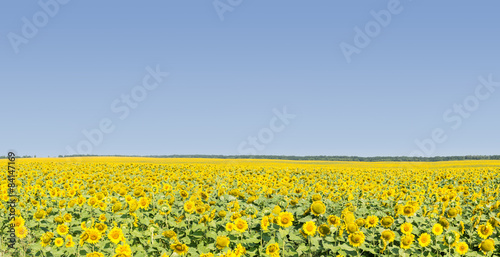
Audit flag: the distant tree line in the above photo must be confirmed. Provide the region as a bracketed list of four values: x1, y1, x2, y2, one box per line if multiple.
[0, 155, 34, 159]
[2, 154, 498, 162]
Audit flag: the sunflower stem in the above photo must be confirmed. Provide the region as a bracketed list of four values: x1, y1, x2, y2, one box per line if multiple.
[282, 231, 287, 257]
[308, 235, 311, 257]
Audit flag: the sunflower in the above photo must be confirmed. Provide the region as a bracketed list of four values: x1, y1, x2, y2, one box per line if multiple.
[312, 194, 322, 201]
[277, 212, 294, 228]
[40, 233, 52, 247]
[400, 222, 413, 235]
[95, 223, 107, 234]
[235, 243, 246, 255]
[179, 190, 189, 198]
[418, 233, 431, 247]
[478, 239, 495, 254]
[65, 235, 75, 248]
[112, 202, 122, 213]
[79, 231, 89, 246]
[355, 218, 366, 227]
[231, 212, 242, 222]
[381, 230, 395, 243]
[400, 234, 414, 249]
[133, 187, 144, 197]
[88, 197, 98, 207]
[346, 223, 359, 234]
[311, 201, 326, 216]
[402, 204, 416, 216]
[115, 243, 132, 256]
[261, 216, 270, 231]
[447, 207, 459, 218]
[15, 226, 28, 239]
[488, 217, 500, 228]
[162, 230, 176, 239]
[34, 209, 46, 221]
[170, 243, 189, 255]
[55, 238, 64, 247]
[215, 236, 230, 250]
[63, 213, 72, 223]
[303, 221, 317, 236]
[342, 212, 356, 224]
[432, 223, 443, 235]
[128, 199, 139, 213]
[195, 206, 205, 215]
[86, 228, 101, 244]
[272, 205, 282, 216]
[327, 215, 341, 227]
[138, 197, 150, 209]
[443, 230, 460, 247]
[439, 217, 450, 230]
[477, 224, 493, 239]
[394, 204, 404, 216]
[455, 242, 468, 255]
[108, 227, 125, 244]
[12, 217, 25, 227]
[365, 216, 378, 228]
[54, 216, 64, 224]
[318, 224, 331, 236]
[183, 200, 195, 213]
[57, 224, 69, 235]
[266, 243, 280, 257]
[380, 216, 394, 228]
[225, 223, 234, 231]
[348, 231, 365, 247]
[234, 218, 248, 233]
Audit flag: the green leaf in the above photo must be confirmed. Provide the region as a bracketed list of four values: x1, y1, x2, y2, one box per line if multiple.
[289, 233, 303, 242]
[279, 229, 288, 238]
[339, 243, 354, 251]
[296, 244, 308, 254]
[206, 231, 217, 240]
[197, 243, 209, 254]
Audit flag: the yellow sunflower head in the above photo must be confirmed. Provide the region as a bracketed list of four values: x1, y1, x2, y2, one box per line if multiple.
[348, 231, 365, 247]
[400, 222, 413, 235]
[277, 212, 294, 228]
[234, 218, 248, 233]
[432, 223, 443, 235]
[477, 224, 493, 239]
[380, 216, 394, 228]
[418, 233, 431, 247]
[318, 224, 331, 237]
[400, 234, 414, 249]
[266, 243, 280, 256]
[215, 236, 230, 250]
[310, 201, 326, 216]
[303, 221, 317, 236]
[479, 239, 495, 254]
[455, 242, 468, 255]
[170, 242, 189, 255]
[381, 230, 395, 243]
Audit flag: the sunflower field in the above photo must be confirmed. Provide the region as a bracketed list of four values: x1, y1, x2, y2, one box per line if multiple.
[1, 157, 499, 257]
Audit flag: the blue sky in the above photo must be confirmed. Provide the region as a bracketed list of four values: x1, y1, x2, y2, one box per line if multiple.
[1, 1, 499, 157]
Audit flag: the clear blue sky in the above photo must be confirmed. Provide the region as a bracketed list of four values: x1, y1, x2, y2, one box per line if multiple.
[1, 1, 499, 157]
